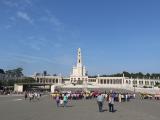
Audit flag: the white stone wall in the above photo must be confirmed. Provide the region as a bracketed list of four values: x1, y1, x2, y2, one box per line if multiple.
[14, 84, 23, 92]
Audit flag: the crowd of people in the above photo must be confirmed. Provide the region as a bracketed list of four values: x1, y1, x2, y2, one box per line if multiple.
[51, 90, 136, 112]
[51, 90, 135, 100]
[24, 91, 41, 102]
[140, 93, 160, 100]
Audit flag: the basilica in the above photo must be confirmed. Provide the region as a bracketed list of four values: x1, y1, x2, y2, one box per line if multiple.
[33, 48, 160, 90]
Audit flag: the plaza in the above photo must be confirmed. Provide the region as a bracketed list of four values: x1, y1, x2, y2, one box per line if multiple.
[0, 94, 160, 120]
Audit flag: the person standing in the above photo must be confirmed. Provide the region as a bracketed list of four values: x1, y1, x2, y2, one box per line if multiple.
[118, 93, 122, 103]
[108, 94, 114, 112]
[97, 93, 104, 112]
[37, 93, 40, 100]
[24, 92, 27, 100]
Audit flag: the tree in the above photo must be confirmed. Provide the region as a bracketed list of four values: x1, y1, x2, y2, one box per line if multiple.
[0, 69, 5, 74]
[145, 73, 150, 79]
[5, 67, 23, 80]
[123, 71, 131, 77]
[14, 68, 23, 78]
[22, 77, 35, 83]
[0, 69, 5, 81]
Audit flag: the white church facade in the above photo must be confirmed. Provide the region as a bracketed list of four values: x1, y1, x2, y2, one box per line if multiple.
[70, 48, 88, 84]
[33, 48, 160, 90]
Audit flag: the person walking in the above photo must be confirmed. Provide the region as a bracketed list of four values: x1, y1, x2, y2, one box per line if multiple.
[108, 94, 114, 112]
[97, 93, 104, 112]
[63, 93, 68, 107]
[59, 94, 63, 107]
[55, 95, 60, 107]
[29, 92, 33, 102]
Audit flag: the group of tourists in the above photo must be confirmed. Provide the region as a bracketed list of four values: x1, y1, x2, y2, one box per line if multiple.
[97, 93, 115, 112]
[51, 90, 135, 111]
[55, 93, 68, 107]
[24, 91, 41, 102]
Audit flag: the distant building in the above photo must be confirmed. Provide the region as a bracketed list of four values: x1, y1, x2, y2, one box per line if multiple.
[32, 48, 160, 89]
[70, 48, 88, 84]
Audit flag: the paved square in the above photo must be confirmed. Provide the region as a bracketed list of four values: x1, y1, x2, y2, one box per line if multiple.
[0, 95, 160, 120]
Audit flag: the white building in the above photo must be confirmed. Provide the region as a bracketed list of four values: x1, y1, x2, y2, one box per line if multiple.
[70, 48, 88, 84]
[32, 48, 160, 90]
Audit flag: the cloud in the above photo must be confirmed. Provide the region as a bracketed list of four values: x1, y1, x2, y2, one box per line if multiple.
[40, 15, 62, 27]
[50, 16, 62, 26]
[17, 11, 33, 24]
[54, 55, 74, 66]
[28, 36, 49, 51]
[14, 54, 54, 64]
[45, 10, 62, 26]
[2, 0, 33, 8]
[4, 53, 72, 66]
[24, 0, 33, 6]
[54, 43, 62, 48]
[39, 10, 64, 32]
[19, 36, 57, 51]
[2, 0, 19, 7]
[4, 25, 12, 29]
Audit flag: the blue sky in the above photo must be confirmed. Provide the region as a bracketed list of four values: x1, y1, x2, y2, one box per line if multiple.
[0, 0, 160, 76]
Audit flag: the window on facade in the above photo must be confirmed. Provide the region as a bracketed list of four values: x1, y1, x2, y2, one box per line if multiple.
[56, 79, 58, 83]
[145, 81, 149, 85]
[112, 80, 114, 84]
[104, 80, 106, 84]
[129, 80, 131, 84]
[118, 79, 120, 84]
[37, 79, 39, 83]
[150, 81, 154, 85]
[110, 80, 112, 84]
[100, 80, 103, 84]
[126, 80, 128, 84]
[107, 80, 109, 84]
[115, 80, 117, 84]
[133, 80, 137, 84]
[120, 79, 122, 84]
[49, 79, 51, 83]
[139, 81, 143, 85]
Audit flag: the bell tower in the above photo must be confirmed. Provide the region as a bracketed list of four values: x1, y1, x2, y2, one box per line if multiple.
[77, 48, 82, 67]
[70, 48, 88, 84]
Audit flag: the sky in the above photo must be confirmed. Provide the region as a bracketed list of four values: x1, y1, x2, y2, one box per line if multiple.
[0, 0, 160, 76]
